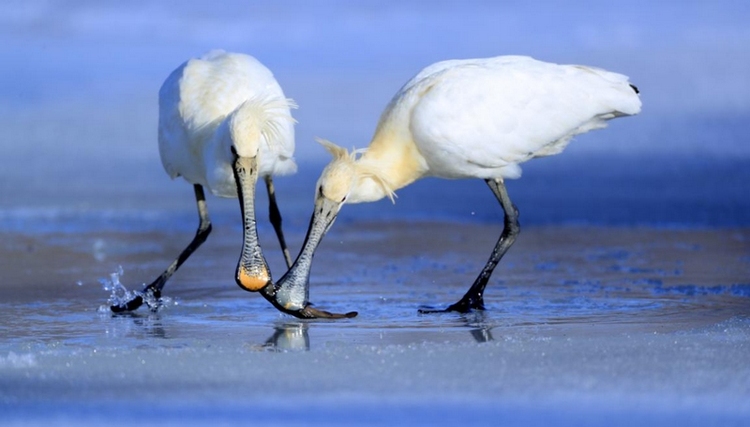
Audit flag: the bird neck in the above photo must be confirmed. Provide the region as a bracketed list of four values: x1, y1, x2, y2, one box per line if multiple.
[347, 170, 392, 204]
[351, 126, 427, 202]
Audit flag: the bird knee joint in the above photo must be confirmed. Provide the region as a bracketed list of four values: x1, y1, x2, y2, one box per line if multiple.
[505, 218, 520, 236]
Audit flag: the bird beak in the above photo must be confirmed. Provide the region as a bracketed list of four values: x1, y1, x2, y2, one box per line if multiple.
[262, 196, 357, 319]
[233, 154, 272, 292]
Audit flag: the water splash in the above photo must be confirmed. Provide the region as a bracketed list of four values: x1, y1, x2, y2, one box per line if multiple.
[98, 266, 135, 312]
[97, 266, 174, 313]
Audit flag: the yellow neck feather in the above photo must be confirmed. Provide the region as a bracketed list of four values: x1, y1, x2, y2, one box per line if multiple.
[358, 126, 428, 193]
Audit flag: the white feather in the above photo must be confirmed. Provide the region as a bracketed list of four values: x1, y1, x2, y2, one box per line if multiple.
[400, 56, 641, 180]
[158, 50, 296, 198]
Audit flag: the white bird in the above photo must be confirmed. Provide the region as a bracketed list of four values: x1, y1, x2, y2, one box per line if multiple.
[111, 50, 297, 312]
[267, 55, 641, 319]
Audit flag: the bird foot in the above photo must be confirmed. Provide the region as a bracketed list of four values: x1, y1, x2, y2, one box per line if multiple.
[418, 296, 485, 314]
[110, 287, 162, 313]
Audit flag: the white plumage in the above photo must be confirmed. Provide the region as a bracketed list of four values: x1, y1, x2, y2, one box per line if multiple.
[402, 56, 641, 179]
[270, 55, 641, 319]
[158, 50, 296, 197]
[111, 50, 297, 313]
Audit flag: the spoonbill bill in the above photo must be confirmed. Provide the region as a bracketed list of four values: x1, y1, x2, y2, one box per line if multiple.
[267, 55, 641, 319]
[111, 50, 297, 312]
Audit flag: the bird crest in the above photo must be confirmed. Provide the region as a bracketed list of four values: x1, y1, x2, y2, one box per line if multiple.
[230, 96, 296, 155]
[317, 138, 361, 162]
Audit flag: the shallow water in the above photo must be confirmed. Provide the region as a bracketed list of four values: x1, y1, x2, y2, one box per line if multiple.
[1, 223, 749, 425]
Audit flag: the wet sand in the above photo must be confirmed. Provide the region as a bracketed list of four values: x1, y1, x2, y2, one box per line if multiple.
[1, 222, 748, 425]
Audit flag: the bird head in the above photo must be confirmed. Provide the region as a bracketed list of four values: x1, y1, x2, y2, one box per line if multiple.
[228, 97, 297, 157]
[315, 138, 358, 206]
[316, 138, 395, 205]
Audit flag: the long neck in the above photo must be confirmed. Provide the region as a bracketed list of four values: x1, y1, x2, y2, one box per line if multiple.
[350, 126, 428, 203]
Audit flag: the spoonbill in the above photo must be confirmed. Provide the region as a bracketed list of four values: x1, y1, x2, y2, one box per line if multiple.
[266, 55, 641, 319]
[111, 50, 297, 313]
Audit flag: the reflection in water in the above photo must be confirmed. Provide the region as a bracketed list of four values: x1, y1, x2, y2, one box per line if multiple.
[258, 319, 493, 350]
[134, 314, 168, 339]
[459, 312, 495, 344]
[107, 311, 168, 340]
[469, 327, 494, 343]
[262, 323, 310, 352]
[105, 311, 493, 350]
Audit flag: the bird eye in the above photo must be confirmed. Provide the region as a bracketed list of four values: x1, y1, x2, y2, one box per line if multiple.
[318, 186, 324, 198]
[341, 196, 347, 203]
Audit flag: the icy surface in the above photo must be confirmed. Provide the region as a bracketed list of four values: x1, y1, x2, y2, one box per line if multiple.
[1, 225, 748, 426]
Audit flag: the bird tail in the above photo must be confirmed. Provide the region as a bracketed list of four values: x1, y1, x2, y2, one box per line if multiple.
[571, 65, 642, 117]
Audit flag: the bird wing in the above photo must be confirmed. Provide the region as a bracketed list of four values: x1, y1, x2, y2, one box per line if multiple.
[158, 51, 295, 181]
[408, 56, 640, 179]
[180, 52, 294, 155]
[158, 60, 193, 180]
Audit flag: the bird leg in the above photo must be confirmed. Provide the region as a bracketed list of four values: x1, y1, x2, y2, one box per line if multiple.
[420, 178, 519, 314]
[264, 175, 293, 269]
[111, 184, 212, 313]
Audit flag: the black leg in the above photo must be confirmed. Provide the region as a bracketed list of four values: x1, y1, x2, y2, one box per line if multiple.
[420, 178, 519, 314]
[111, 184, 212, 312]
[264, 175, 293, 269]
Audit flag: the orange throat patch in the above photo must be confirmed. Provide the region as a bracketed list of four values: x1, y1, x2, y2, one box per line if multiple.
[236, 265, 270, 292]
